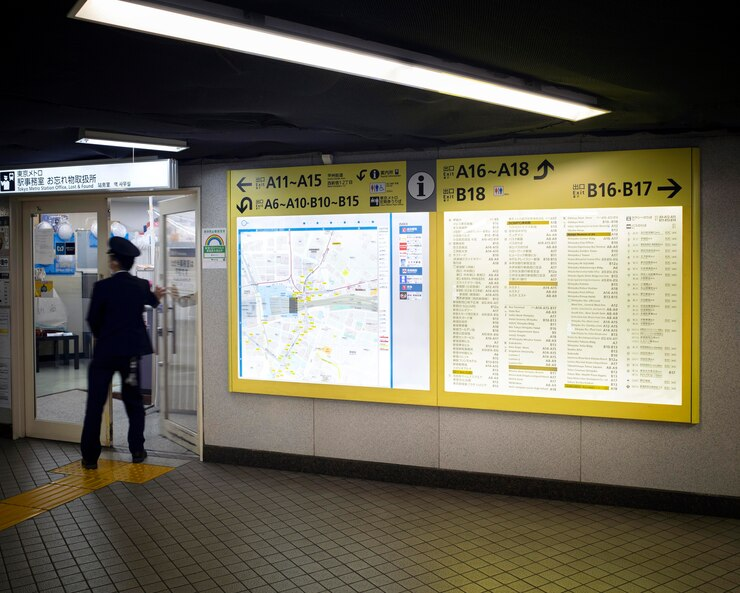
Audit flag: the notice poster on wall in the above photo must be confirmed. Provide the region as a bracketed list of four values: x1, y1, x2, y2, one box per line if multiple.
[0, 360, 8, 409]
[437, 148, 699, 423]
[0, 274, 8, 307]
[202, 228, 227, 269]
[0, 308, 9, 408]
[0, 216, 9, 408]
[0, 215, 8, 252]
[33, 226, 55, 265]
[228, 162, 434, 406]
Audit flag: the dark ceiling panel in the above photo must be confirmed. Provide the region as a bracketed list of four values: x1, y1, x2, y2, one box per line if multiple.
[2, 1, 737, 166]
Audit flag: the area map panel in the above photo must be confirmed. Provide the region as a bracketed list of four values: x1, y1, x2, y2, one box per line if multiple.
[236, 213, 430, 391]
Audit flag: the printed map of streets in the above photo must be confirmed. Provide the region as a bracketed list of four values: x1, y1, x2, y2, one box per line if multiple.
[238, 214, 391, 387]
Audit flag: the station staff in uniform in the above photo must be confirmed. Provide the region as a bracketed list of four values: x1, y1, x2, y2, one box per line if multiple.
[81, 236, 165, 469]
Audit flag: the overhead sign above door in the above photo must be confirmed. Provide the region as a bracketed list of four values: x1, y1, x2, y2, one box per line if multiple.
[0, 159, 177, 194]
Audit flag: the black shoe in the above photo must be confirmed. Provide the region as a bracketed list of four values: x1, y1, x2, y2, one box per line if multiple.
[81, 459, 98, 470]
[132, 450, 148, 464]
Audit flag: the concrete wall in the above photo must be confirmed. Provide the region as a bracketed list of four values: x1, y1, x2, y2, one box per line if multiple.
[180, 133, 740, 497]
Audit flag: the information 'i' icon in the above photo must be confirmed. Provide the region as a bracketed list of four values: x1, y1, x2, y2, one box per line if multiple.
[408, 172, 434, 200]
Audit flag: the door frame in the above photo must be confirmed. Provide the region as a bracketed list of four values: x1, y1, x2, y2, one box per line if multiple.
[157, 193, 202, 456]
[10, 188, 203, 459]
[17, 196, 109, 443]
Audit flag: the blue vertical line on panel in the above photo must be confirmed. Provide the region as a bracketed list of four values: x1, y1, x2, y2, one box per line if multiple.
[237, 228, 243, 377]
[390, 213, 394, 389]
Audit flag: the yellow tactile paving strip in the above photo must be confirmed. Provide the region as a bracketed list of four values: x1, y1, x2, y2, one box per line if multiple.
[53, 473, 118, 490]
[3, 482, 92, 510]
[51, 459, 129, 476]
[0, 459, 174, 532]
[0, 503, 45, 531]
[110, 463, 174, 483]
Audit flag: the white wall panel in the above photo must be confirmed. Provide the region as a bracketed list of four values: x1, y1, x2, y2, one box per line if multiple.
[315, 399, 439, 467]
[440, 407, 581, 481]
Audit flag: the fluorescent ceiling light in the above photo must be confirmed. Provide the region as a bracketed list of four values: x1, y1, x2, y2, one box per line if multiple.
[77, 128, 189, 152]
[70, 0, 609, 122]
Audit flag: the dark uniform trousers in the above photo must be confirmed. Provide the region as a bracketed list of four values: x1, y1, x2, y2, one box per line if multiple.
[81, 355, 145, 462]
[82, 268, 158, 463]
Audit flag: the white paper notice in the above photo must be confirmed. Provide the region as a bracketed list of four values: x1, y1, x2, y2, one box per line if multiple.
[444, 206, 682, 405]
[202, 228, 227, 269]
[34, 227, 55, 265]
[0, 360, 9, 408]
[0, 275, 8, 306]
[0, 308, 9, 408]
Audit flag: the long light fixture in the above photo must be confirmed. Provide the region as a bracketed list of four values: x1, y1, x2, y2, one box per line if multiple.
[76, 128, 189, 152]
[69, 0, 609, 122]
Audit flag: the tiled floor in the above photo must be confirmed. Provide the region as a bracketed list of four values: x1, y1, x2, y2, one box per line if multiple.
[33, 361, 191, 455]
[1, 438, 738, 593]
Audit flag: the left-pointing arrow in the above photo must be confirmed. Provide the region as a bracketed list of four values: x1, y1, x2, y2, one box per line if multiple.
[237, 177, 251, 192]
[657, 178, 682, 199]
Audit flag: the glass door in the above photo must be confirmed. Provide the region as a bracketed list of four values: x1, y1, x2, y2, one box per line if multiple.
[157, 194, 200, 454]
[23, 198, 111, 443]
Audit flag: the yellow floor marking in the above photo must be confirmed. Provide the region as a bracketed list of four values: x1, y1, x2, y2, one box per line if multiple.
[51, 459, 129, 476]
[0, 459, 176, 532]
[54, 473, 118, 490]
[3, 482, 92, 510]
[111, 464, 174, 483]
[0, 503, 45, 531]
[52, 459, 174, 484]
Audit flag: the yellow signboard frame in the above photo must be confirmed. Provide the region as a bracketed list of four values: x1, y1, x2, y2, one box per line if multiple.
[227, 162, 437, 406]
[225, 149, 700, 423]
[436, 148, 700, 423]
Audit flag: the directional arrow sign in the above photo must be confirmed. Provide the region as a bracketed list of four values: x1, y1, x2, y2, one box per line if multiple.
[534, 159, 555, 180]
[237, 177, 251, 192]
[235, 196, 253, 213]
[356, 169, 367, 181]
[657, 178, 682, 199]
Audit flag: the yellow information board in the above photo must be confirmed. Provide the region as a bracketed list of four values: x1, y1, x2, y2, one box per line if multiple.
[227, 162, 407, 216]
[227, 162, 436, 406]
[226, 149, 699, 423]
[437, 148, 699, 422]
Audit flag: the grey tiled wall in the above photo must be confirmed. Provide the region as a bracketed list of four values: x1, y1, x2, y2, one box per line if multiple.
[180, 135, 740, 498]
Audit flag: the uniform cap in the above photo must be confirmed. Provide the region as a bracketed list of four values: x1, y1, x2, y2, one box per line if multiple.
[107, 236, 140, 258]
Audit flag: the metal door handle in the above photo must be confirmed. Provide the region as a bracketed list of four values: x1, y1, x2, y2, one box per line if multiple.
[169, 304, 177, 355]
[152, 308, 159, 355]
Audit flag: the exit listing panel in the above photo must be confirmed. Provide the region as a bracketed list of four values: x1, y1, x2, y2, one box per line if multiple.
[444, 206, 682, 405]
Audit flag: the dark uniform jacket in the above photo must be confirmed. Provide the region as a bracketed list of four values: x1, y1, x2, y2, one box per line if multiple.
[86, 271, 159, 359]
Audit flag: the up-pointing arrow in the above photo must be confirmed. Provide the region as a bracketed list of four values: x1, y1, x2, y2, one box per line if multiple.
[534, 159, 555, 180]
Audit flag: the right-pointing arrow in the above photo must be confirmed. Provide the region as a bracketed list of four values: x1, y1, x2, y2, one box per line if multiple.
[658, 178, 682, 199]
